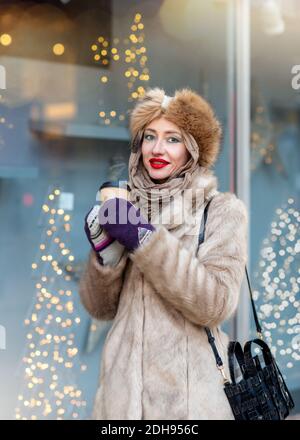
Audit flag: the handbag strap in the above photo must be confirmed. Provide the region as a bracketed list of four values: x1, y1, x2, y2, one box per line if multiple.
[197, 196, 263, 381]
[245, 266, 262, 336]
[198, 198, 228, 382]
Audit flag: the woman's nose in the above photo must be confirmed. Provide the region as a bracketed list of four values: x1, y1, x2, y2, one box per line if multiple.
[152, 138, 165, 154]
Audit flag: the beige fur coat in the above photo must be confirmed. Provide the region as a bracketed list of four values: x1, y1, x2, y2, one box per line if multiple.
[79, 169, 248, 420]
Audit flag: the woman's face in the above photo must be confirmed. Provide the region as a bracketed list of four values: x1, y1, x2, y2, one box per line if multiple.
[141, 117, 191, 183]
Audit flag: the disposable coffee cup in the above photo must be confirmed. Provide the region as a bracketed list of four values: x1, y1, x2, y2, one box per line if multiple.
[98, 180, 130, 203]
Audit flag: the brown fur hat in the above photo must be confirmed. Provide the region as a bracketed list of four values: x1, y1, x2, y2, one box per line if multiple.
[128, 87, 222, 168]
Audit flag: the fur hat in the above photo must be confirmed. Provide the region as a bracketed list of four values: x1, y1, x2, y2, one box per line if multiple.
[129, 87, 222, 168]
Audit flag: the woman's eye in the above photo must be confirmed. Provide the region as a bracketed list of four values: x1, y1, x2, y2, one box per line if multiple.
[144, 134, 180, 143]
[144, 134, 154, 141]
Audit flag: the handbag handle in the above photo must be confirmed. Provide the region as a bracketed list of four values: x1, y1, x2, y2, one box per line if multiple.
[243, 339, 273, 377]
[198, 196, 263, 382]
[228, 341, 247, 384]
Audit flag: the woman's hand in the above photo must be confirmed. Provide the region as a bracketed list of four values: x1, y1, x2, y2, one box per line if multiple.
[98, 197, 156, 252]
[84, 204, 125, 265]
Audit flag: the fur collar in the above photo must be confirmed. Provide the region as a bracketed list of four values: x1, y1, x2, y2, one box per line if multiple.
[151, 166, 219, 237]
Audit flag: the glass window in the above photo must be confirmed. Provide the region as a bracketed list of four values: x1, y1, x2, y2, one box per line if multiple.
[0, 0, 246, 419]
[250, 0, 300, 415]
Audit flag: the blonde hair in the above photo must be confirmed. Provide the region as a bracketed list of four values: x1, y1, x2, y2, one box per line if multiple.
[128, 86, 222, 168]
[129, 88, 171, 153]
[129, 88, 198, 165]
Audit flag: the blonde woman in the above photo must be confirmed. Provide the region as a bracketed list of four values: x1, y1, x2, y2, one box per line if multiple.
[80, 87, 248, 420]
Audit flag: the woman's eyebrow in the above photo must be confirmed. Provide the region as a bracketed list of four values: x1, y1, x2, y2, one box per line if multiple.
[145, 128, 181, 136]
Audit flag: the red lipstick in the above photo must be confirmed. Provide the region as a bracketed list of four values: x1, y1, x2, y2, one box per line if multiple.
[149, 158, 170, 169]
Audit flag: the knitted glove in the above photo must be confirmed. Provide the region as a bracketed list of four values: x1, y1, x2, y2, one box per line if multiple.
[84, 204, 125, 266]
[98, 197, 156, 252]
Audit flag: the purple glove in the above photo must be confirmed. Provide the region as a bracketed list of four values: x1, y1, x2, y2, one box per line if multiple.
[98, 197, 156, 252]
[84, 204, 125, 265]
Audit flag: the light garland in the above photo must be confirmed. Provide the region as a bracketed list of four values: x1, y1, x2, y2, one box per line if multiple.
[15, 187, 87, 420]
[91, 12, 150, 127]
[250, 83, 286, 173]
[253, 197, 300, 378]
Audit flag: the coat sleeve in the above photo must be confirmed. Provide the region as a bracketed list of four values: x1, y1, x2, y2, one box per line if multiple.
[128, 192, 248, 328]
[78, 248, 128, 320]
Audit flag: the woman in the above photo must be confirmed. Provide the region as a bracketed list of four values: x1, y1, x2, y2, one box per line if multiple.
[79, 87, 248, 420]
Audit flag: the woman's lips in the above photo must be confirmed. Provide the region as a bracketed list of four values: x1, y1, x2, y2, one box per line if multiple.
[149, 159, 170, 169]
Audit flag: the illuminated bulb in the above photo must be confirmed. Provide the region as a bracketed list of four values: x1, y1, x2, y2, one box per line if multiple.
[53, 43, 65, 56]
[0, 33, 12, 46]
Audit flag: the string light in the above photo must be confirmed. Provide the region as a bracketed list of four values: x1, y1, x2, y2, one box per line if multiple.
[250, 84, 289, 173]
[16, 187, 87, 420]
[253, 197, 300, 376]
[92, 12, 149, 127]
[0, 33, 12, 46]
[52, 43, 65, 56]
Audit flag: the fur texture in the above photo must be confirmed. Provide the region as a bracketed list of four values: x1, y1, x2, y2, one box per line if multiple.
[129, 87, 222, 168]
[79, 171, 248, 420]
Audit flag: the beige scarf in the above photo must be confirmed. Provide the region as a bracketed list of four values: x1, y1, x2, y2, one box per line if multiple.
[127, 132, 218, 232]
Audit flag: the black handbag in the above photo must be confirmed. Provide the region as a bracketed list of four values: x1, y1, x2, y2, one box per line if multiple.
[198, 197, 295, 420]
